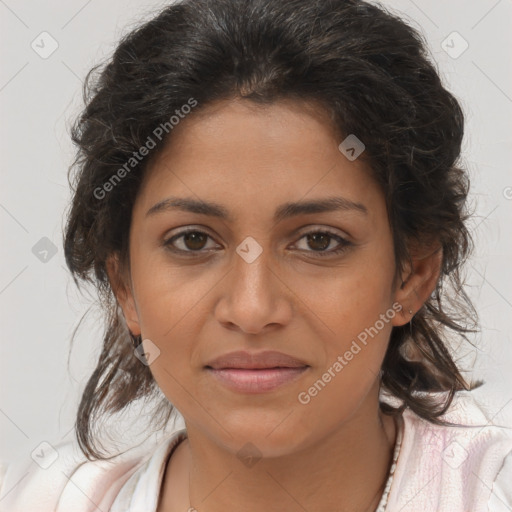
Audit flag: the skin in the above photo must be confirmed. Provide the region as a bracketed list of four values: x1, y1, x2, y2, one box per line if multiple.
[108, 98, 442, 512]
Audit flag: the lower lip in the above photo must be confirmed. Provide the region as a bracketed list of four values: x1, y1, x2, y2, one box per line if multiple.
[206, 367, 309, 393]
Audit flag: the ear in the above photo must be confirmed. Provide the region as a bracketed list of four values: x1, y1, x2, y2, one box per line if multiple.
[391, 245, 442, 327]
[106, 253, 141, 336]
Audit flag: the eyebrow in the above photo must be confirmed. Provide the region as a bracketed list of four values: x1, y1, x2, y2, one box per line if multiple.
[145, 195, 368, 222]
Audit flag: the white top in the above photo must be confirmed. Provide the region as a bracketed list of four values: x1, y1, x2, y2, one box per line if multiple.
[1, 391, 511, 512]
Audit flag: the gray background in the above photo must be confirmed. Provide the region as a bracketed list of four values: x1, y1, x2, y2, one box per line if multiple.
[1, 0, 511, 467]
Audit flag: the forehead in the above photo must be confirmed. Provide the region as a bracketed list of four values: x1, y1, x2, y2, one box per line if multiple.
[134, 98, 381, 220]
[147, 98, 343, 169]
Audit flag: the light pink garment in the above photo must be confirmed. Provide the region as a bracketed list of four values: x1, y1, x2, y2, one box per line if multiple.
[1, 391, 510, 512]
[385, 392, 512, 511]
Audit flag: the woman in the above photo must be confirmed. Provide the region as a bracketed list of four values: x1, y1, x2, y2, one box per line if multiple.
[1, 0, 511, 510]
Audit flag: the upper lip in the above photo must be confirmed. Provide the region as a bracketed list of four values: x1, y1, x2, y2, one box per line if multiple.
[205, 350, 309, 370]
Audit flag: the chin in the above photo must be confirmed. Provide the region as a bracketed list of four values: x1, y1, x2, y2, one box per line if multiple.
[208, 411, 316, 460]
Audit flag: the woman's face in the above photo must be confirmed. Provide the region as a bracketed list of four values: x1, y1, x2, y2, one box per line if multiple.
[112, 98, 414, 457]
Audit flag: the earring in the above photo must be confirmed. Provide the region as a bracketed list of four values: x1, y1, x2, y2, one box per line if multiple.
[408, 309, 413, 315]
[130, 332, 142, 349]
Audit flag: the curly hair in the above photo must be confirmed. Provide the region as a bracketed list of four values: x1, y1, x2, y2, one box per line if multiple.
[63, 0, 479, 461]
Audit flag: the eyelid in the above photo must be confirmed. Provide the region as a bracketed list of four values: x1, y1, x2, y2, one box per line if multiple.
[163, 224, 353, 257]
[163, 226, 220, 252]
[163, 225, 350, 245]
[293, 225, 351, 240]
[290, 227, 352, 257]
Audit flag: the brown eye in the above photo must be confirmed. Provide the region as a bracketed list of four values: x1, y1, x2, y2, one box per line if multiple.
[182, 231, 208, 250]
[294, 230, 352, 257]
[164, 229, 218, 254]
[306, 233, 331, 251]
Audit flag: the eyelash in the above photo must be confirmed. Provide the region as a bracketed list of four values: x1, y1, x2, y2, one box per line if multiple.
[163, 228, 352, 258]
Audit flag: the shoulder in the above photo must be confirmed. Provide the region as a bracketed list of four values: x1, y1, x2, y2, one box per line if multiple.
[386, 390, 512, 512]
[0, 439, 143, 512]
[0, 430, 186, 512]
[491, 449, 512, 511]
[0, 438, 88, 512]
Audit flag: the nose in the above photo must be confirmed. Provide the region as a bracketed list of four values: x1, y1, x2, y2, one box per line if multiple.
[214, 240, 293, 335]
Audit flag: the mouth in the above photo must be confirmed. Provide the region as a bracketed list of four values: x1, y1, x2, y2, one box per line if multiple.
[205, 367, 309, 393]
[204, 350, 310, 393]
[205, 350, 309, 369]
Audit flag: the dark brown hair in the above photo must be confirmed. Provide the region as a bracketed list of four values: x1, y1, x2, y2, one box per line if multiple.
[63, 0, 479, 461]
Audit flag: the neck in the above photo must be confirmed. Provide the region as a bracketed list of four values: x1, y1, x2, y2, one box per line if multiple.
[162, 390, 397, 512]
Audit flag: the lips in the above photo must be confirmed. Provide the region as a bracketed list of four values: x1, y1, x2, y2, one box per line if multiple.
[205, 350, 309, 370]
[208, 367, 308, 393]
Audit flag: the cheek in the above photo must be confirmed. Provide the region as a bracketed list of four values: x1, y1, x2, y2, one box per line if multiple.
[303, 277, 394, 385]
[298, 241, 396, 390]
[128, 255, 207, 388]
[295, 279, 395, 431]
[305, 251, 396, 345]
[131, 245, 214, 336]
